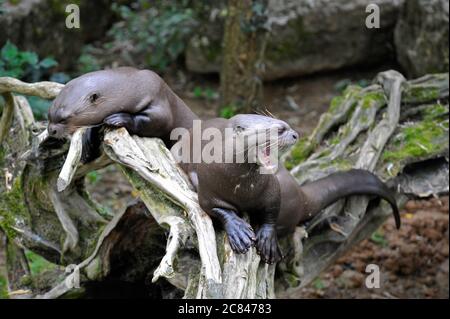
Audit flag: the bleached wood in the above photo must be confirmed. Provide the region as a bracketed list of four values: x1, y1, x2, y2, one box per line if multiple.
[57, 128, 86, 192]
[102, 128, 223, 298]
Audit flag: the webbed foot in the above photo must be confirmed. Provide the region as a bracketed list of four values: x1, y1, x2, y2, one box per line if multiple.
[225, 217, 256, 254]
[255, 224, 283, 264]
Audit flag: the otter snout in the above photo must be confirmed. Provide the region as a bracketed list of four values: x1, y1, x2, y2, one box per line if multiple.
[290, 130, 299, 142]
[282, 129, 299, 147]
[48, 123, 66, 139]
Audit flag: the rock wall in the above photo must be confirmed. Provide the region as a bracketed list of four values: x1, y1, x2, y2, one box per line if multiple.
[186, 0, 404, 80]
[395, 0, 449, 78]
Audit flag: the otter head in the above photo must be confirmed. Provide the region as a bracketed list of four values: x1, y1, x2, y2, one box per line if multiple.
[48, 67, 150, 138]
[228, 114, 299, 172]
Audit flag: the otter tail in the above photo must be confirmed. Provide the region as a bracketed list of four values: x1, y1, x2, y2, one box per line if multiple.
[301, 169, 401, 229]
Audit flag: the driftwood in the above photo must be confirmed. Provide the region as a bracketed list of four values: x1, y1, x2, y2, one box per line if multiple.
[0, 70, 448, 299]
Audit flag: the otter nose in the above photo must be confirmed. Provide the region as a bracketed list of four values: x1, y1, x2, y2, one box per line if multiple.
[48, 123, 64, 138]
[291, 131, 299, 141]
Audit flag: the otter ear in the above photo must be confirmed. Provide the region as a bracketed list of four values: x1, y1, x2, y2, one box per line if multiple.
[89, 93, 99, 103]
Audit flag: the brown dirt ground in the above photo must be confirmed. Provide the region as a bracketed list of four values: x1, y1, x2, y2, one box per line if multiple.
[285, 196, 449, 299]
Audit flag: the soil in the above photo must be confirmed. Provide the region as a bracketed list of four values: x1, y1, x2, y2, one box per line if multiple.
[283, 196, 449, 299]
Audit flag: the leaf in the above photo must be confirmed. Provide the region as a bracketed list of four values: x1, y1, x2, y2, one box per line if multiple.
[0, 41, 18, 62]
[39, 57, 58, 69]
[19, 51, 39, 65]
[26, 96, 52, 120]
[193, 87, 203, 98]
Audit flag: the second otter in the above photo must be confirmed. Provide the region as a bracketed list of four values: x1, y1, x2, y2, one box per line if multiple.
[173, 115, 400, 264]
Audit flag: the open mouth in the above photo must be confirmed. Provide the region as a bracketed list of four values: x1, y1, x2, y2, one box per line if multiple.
[257, 143, 278, 172]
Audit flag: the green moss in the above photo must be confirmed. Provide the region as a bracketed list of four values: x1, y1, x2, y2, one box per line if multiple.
[403, 86, 440, 104]
[284, 137, 315, 169]
[0, 178, 28, 239]
[423, 103, 448, 120]
[25, 250, 57, 277]
[330, 135, 341, 145]
[361, 91, 386, 109]
[382, 118, 448, 162]
[329, 96, 344, 113]
[284, 273, 301, 287]
[0, 276, 8, 299]
[319, 158, 352, 170]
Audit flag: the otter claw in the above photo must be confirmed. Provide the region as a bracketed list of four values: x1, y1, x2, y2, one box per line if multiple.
[256, 224, 282, 264]
[225, 218, 256, 254]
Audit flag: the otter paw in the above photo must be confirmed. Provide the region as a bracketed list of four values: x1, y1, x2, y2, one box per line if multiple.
[104, 113, 133, 128]
[255, 224, 283, 264]
[81, 127, 102, 164]
[225, 218, 256, 254]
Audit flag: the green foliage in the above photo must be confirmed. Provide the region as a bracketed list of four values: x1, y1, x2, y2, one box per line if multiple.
[192, 86, 218, 101]
[0, 41, 57, 81]
[219, 105, 237, 119]
[77, 45, 102, 74]
[101, 0, 197, 71]
[25, 96, 52, 120]
[0, 41, 63, 119]
[86, 171, 100, 185]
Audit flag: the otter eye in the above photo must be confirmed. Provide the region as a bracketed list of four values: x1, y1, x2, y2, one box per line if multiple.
[89, 93, 99, 103]
[278, 126, 287, 134]
[60, 119, 67, 124]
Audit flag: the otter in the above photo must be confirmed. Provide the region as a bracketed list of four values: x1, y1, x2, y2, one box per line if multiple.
[47, 67, 197, 162]
[172, 115, 400, 264]
[48, 68, 400, 264]
[172, 114, 300, 263]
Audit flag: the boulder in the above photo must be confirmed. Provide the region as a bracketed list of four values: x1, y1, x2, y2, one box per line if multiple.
[394, 0, 449, 78]
[0, 0, 115, 70]
[186, 0, 403, 80]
